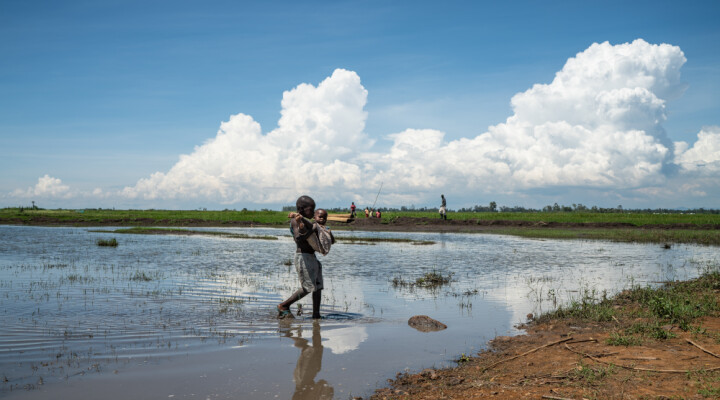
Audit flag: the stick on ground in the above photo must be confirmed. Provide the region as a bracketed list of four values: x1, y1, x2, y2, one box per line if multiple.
[481, 337, 572, 372]
[564, 343, 720, 373]
[687, 339, 720, 359]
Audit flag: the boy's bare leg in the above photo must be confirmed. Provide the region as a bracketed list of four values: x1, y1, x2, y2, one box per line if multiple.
[278, 289, 308, 312]
[312, 289, 322, 319]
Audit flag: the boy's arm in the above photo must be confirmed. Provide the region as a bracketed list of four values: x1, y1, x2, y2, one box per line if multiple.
[290, 215, 313, 239]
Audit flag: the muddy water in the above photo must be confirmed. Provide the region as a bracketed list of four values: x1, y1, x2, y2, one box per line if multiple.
[1, 225, 717, 399]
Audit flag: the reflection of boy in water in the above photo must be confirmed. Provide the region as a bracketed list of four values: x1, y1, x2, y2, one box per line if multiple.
[289, 322, 333, 400]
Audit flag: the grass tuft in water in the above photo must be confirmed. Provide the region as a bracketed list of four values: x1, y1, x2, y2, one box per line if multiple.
[456, 353, 471, 363]
[392, 270, 453, 289]
[415, 271, 452, 287]
[96, 238, 118, 247]
[538, 287, 614, 323]
[130, 271, 153, 282]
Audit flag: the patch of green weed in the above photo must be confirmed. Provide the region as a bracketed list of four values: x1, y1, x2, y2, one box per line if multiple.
[606, 332, 643, 346]
[96, 238, 118, 247]
[571, 359, 616, 386]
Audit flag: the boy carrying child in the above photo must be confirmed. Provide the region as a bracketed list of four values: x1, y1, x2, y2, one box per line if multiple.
[277, 196, 335, 319]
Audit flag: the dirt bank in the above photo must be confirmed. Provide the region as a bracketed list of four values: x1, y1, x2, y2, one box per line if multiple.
[4, 215, 719, 234]
[370, 283, 720, 400]
[345, 216, 720, 233]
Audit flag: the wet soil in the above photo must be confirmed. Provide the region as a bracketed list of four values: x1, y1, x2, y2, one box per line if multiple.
[370, 302, 720, 399]
[7, 215, 719, 233]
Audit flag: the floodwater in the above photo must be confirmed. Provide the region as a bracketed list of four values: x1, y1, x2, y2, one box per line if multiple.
[0, 225, 718, 399]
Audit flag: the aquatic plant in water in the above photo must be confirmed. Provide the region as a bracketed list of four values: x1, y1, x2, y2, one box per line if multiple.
[392, 271, 453, 289]
[96, 238, 118, 247]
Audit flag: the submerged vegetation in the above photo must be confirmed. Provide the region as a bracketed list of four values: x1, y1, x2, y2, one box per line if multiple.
[490, 227, 720, 246]
[336, 236, 435, 245]
[96, 238, 118, 247]
[392, 271, 453, 289]
[94, 227, 278, 240]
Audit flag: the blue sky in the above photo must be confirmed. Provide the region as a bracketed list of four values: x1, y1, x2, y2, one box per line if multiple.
[2, 1, 719, 210]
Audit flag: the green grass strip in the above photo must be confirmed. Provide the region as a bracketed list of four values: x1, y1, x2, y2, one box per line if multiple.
[95, 227, 278, 240]
[335, 236, 435, 245]
[487, 228, 720, 245]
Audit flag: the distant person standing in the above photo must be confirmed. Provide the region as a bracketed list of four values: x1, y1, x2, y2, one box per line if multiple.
[439, 194, 447, 220]
[350, 202, 356, 218]
[364, 207, 370, 218]
[375, 209, 381, 219]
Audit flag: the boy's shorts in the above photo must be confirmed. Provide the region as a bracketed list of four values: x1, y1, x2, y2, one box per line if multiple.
[295, 252, 323, 293]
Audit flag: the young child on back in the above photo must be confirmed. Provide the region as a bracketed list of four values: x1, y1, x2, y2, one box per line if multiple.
[288, 208, 335, 256]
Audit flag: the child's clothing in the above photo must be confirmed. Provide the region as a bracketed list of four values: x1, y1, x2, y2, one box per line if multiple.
[295, 252, 323, 293]
[291, 216, 324, 293]
[308, 223, 333, 256]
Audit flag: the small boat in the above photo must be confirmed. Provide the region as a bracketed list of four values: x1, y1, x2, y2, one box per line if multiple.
[327, 213, 354, 223]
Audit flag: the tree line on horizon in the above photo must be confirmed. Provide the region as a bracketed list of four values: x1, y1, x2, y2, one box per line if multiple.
[284, 202, 720, 214]
[4, 203, 718, 215]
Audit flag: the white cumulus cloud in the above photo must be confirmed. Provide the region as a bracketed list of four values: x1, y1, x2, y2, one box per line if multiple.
[675, 126, 720, 174]
[118, 39, 719, 206]
[121, 69, 371, 204]
[390, 40, 684, 190]
[12, 175, 72, 198]
[363, 39, 691, 201]
[14, 39, 720, 208]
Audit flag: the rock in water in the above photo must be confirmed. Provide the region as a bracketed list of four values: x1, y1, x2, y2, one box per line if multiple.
[408, 315, 447, 332]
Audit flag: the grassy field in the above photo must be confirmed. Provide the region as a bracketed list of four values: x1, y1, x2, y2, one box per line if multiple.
[2, 208, 719, 245]
[390, 210, 720, 226]
[0, 208, 288, 225]
[3, 208, 720, 226]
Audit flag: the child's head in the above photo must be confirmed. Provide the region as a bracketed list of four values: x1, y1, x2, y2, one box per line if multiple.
[314, 209, 328, 225]
[296, 195, 316, 218]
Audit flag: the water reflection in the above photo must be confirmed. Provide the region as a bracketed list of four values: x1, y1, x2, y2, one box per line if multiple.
[1, 225, 718, 398]
[282, 321, 334, 400]
[323, 324, 367, 354]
